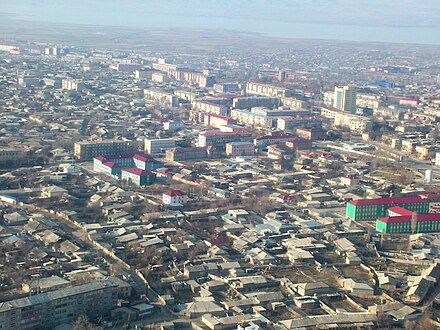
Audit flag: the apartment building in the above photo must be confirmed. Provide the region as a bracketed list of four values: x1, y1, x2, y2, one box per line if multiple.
[74, 140, 135, 160]
[144, 138, 176, 155]
[246, 82, 290, 97]
[192, 100, 228, 116]
[62, 78, 84, 91]
[134, 69, 160, 80]
[144, 89, 179, 107]
[321, 107, 373, 132]
[174, 90, 203, 102]
[282, 97, 308, 109]
[254, 133, 297, 148]
[277, 116, 323, 131]
[232, 96, 280, 109]
[213, 82, 240, 93]
[198, 131, 252, 148]
[356, 93, 382, 109]
[0, 148, 22, 165]
[226, 142, 255, 157]
[152, 59, 182, 74]
[0, 281, 120, 330]
[166, 147, 208, 162]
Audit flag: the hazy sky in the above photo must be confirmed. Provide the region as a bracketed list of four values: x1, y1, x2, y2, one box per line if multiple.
[3, 0, 439, 27]
[2, 1, 440, 43]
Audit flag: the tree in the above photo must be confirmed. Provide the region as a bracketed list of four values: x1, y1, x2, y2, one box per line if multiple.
[73, 316, 103, 330]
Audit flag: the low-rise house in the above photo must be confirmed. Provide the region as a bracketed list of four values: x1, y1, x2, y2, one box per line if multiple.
[340, 278, 374, 296]
[295, 282, 332, 296]
[186, 300, 225, 318]
[41, 185, 68, 198]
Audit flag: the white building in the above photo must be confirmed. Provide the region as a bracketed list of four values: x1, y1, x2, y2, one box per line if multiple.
[144, 89, 179, 106]
[321, 107, 372, 132]
[144, 138, 176, 154]
[162, 190, 188, 205]
[62, 78, 84, 91]
[435, 152, 440, 166]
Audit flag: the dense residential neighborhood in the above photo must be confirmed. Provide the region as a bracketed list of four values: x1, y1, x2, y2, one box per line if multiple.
[1, 7, 440, 329]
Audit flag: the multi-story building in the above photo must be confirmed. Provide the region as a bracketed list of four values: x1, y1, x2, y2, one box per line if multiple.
[376, 206, 440, 233]
[356, 93, 382, 109]
[334, 86, 357, 113]
[18, 74, 40, 87]
[144, 89, 179, 107]
[285, 139, 313, 150]
[134, 69, 160, 80]
[231, 108, 307, 128]
[198, 131, 252, 148]
[321, 107, 373, 132]
[0, 281, 121, 330]
[0, 149, 22, 165]
[231, 108, 277, 128]
[121, 168, 156, 186]
[110, 63, 143, 72]
[162, 190, 188, 205]
[151, 72, 170, 83]
[74, 140, 135, 160]
[144, 138, 176, 155]
[94, 153, 162, 176]
[62, 78, 84, 91]
[232, 96, 280, 109]
[277, 116, 323, 131]
[192, 100, 228, 116]
[282, 97, 308, 109]
[226, 142, 255, 157]
[296, 127, 327, 141]
[177, 71, 216, 87]
[246, 82, 290, 97]
[346, 194, 440, 220]
[254, 133, 297, 148]
[166, 147, 208, 162]
[213, 82, 240, 93]
[175, 90, 203, 102]
[152, 59, 182, 74]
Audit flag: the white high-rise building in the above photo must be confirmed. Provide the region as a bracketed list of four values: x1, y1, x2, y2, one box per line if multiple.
[334, 86, 357, 113]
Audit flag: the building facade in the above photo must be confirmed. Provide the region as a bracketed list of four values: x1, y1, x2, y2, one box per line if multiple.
[166, 147, 208, 162]
[376, 208, 440, 234]
[346, 194, 440, 220]
[144, 89, 179, 107]
[121, 168, 156, 186]
[0, 281, 120, 330]
[226, 142, 255, 157]
[277, 116, 323, 131]
[144, 139, 176, 155]
[198, 131, 252, 148]
[74, 140, 135, 160]
[333, 85, 357, 113]
[254, 133, 296, 148]
[162, 190, 188, 205]
[246, 82, 290, 97]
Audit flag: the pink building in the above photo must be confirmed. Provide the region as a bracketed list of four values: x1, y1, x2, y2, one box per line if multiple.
[226, 142, 255, 157]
